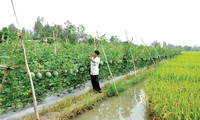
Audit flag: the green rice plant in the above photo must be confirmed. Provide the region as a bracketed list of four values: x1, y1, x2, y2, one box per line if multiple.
[145, 52, 200, 120]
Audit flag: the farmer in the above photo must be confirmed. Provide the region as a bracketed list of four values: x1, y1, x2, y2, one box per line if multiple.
[88, 50, 102, 93]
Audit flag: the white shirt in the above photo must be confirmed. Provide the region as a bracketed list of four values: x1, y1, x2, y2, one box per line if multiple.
[90, 57, 100, 75]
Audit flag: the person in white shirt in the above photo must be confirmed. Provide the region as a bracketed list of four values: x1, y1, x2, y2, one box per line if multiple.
[88, 50, 102, 93]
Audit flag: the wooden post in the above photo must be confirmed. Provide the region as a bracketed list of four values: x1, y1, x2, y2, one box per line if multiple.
[96, 32, 118, 95]
[65, 36, 67, 43]
[53, 30, 56, 55]
[22, 40, 40, 120]
[125, 30, 136, 76]
[10, 0, 40, 119]
[1, 35, 4, 44]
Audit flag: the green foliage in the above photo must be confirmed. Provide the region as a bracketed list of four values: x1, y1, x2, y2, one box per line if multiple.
[0, 27, 18, 43]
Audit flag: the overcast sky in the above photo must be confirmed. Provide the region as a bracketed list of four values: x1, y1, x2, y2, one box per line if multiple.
[1, 0, 200, 46]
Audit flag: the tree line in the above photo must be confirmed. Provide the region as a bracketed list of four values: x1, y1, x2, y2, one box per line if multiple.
[0, 16, 200, 51]
[150, 41, 200, 51]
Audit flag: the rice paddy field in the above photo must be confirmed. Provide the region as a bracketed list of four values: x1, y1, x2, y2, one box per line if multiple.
[145, 52, 200, 120]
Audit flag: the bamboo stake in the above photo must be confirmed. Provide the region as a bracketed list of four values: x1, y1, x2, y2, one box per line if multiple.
[1, 35, 4, 43]
[65, 36, 67, 43]
[93, 37, 97, 50]
[21, 40, 40, 120]
[96, 32, 118, 95]
[55, 28, 58, 44]
[11, 0, 20, 28]
[125, 30, 136, 76]
[141, 38, 156, 65]
[53, 30, 56, 54]
[0, 65, 23, 70]
[130, 39, 137, 75]
[10, 0, 40, 119]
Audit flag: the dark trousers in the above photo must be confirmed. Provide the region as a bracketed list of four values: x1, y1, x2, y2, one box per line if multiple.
[91, 75, 101, 91]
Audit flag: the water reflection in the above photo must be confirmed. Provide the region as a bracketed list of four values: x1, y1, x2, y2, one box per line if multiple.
[73, 82, 147, 120]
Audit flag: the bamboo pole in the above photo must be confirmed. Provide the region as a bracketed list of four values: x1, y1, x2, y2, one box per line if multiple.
[53, 30, 57, 54]
[96, 32, 118, 95]
[0, 65, 22, 70]
[21, 40, 40, 120]
[93, 37, 97, 50]
[10, 0, 40, 119]
[11, 0, 20, 28]
[65, 36, 67, 43]
[1, 35, 4, 43]
[125, 30, 136, 76]
[141, 38, 156, 65]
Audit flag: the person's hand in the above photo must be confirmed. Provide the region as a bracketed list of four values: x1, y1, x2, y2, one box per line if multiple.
[88, 52, 90, 57]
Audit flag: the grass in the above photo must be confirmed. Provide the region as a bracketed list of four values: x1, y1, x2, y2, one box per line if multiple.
[145, 52, 200, 120]
[23, 90, 106, 120]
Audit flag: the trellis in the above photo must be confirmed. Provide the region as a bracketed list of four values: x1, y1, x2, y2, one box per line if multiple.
[0, 0, 40, 119]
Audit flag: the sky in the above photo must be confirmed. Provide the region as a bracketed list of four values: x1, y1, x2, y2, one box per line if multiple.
[1, 0, 200, 46]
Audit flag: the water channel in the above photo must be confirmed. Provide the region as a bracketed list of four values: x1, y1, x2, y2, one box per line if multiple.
[73, 81, 148, 120]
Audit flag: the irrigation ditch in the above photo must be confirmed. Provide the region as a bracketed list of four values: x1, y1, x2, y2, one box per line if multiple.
[73, 81, 148, 120]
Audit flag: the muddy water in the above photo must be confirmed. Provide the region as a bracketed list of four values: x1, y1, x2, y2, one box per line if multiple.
[73, 81, 148, 120]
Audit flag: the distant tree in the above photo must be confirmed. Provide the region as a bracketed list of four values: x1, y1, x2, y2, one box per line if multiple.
[8, 24, 18, 33]
[167, 44, 176, 48]
[64, 21, 78, 44]
[33, 16, 44, 39]
[176, 45, 183, 50]
[54, 25, 64, 40]
[150, 40, 161, 47]
[77, 24, 86, 43]
[162, 42, 167, 48]
[42, 23, 53, 38]
[183, 45, 191, 51]
[109, 35, 120, 43]
[191, 45, 200, 51]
